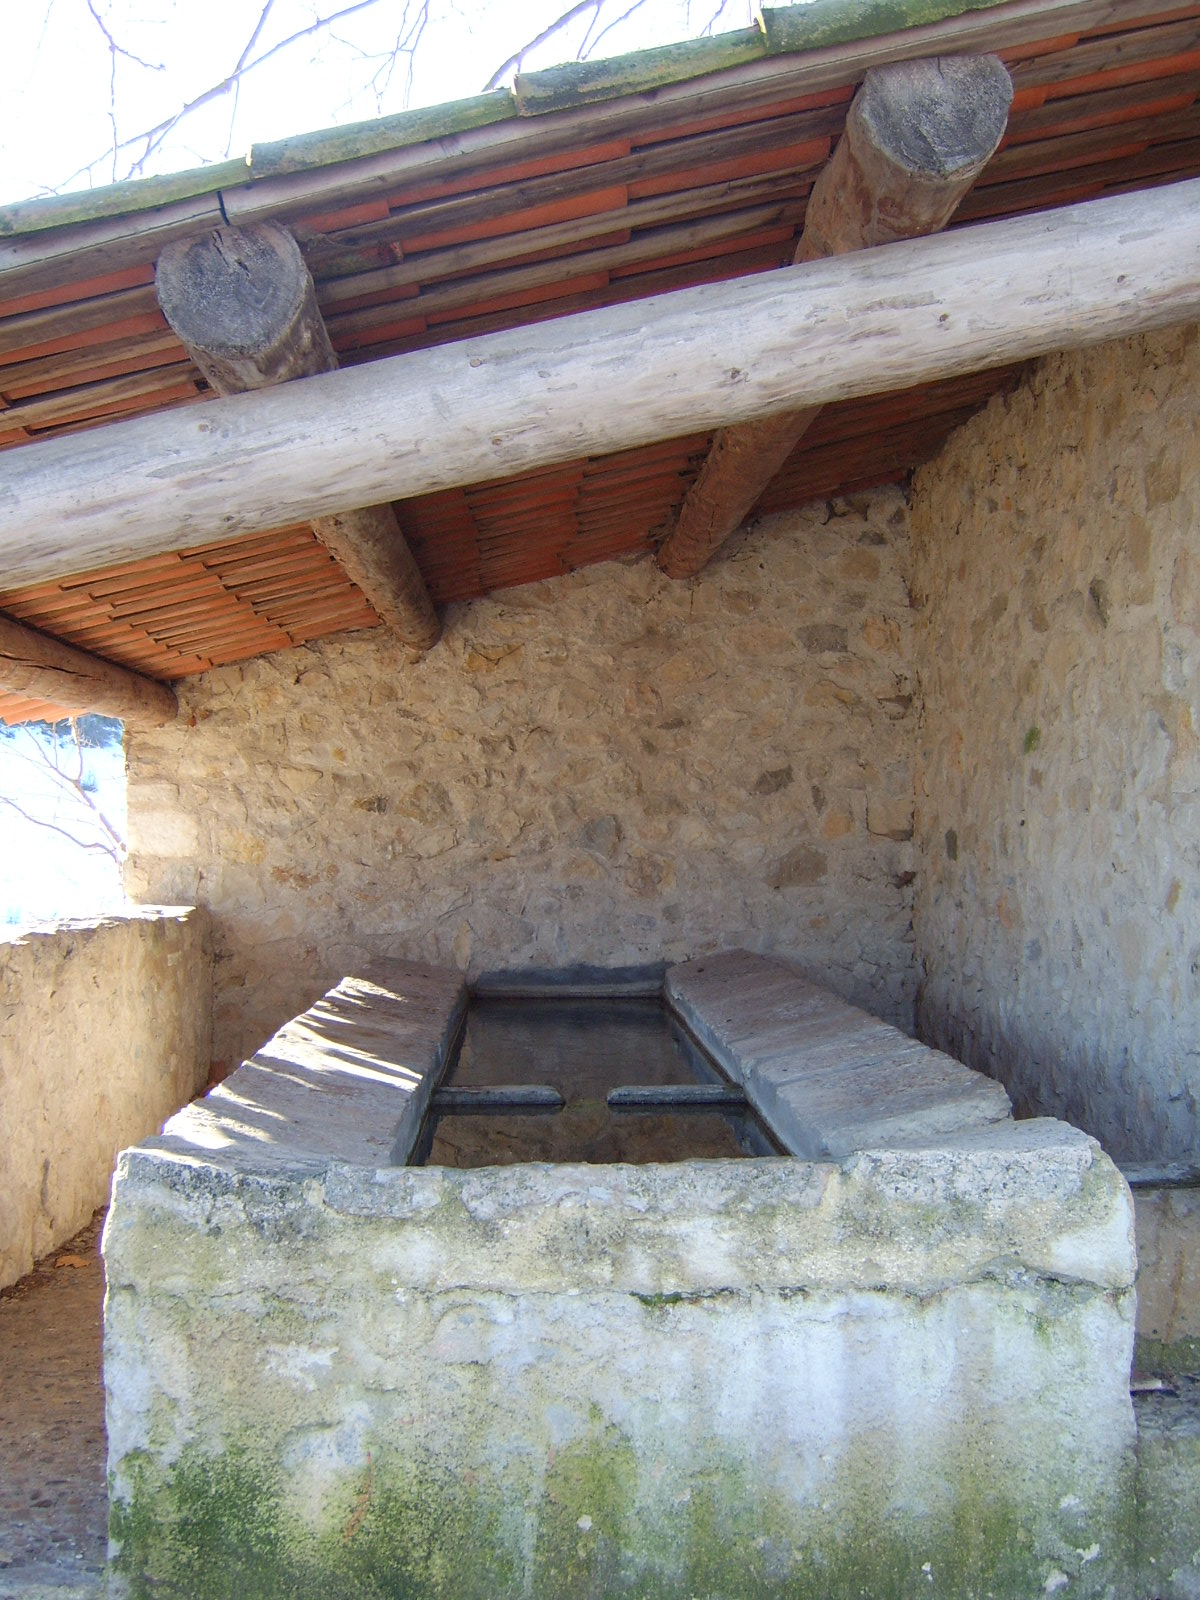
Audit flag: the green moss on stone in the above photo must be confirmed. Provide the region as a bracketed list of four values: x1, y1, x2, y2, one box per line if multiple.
[109, 1424, 1136, 1600]
[1135, 1334, 1200, 1377]
[533, 1428, 639, 1595]
[110, 1448, 292, 1600]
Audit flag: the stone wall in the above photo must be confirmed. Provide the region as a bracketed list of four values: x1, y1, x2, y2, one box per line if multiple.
[1133, 1186, 1200, 1376]
[125, 495, 918, 1074]
[0, 908, 212, 1288]
[911, 326, 1200, 1161]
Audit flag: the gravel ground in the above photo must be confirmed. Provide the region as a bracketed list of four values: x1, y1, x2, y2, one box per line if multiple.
[0, 1213, 107, 1600]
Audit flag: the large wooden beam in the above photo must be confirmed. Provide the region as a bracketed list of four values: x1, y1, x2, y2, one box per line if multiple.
[155, 223, 440, 653]
[2, 178, 1199, 591]
[656, 54, 1012, 580]
[0, 613, 177, 726]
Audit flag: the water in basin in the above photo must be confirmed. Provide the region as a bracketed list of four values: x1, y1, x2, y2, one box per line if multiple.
[411, 995, 779, 1166]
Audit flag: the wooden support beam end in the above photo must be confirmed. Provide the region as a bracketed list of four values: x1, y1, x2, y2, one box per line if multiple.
[659, 52, 1013, 580]
[0, 613, 178, 727]
[156, 222, 440, 654]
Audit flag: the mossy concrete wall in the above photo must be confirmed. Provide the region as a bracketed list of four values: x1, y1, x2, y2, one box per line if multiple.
[123, 495, 917, 1074]
[0, 908, 212, 1288]
[911, 326, 1200, 1162]
[104, 1128, 1136, 1600]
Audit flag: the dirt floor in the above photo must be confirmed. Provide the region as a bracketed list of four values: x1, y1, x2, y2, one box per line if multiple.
[0, 1212, 107, 1600]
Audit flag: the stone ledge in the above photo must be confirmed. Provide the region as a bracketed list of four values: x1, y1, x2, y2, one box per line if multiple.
[0, 905, 199, 947]
[111, 1113, 1135, 1297]
[666, 948, 1011, 1157]
[154, 958, 466, 1174]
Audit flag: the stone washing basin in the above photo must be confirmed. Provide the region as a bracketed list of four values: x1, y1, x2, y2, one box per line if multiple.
[102, 951, 1136, 1599]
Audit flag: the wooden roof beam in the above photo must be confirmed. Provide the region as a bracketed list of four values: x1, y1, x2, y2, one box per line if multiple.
[657, 54, 1014, 580]
[155, 223, 441, 653]
[0, 613, 177, 726]
[2, 177, 1199, 589]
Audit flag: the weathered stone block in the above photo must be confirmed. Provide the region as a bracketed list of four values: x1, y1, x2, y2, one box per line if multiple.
[666, 950, 1010, 1157]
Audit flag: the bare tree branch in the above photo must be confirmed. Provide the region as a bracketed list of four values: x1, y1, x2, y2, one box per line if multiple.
[483, 0, 605, 91]
[0, 796, 120, 856]
[84, 0, 164, 73]
[0, 720, 125, 860]
[585, 0, 652, 60]
[234, 0, 279, 77]
[59, 0, 385, 188]
[49, 0, 752, 194]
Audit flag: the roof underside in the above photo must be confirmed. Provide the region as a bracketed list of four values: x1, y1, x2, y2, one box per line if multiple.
[1, 0, 1198, 723]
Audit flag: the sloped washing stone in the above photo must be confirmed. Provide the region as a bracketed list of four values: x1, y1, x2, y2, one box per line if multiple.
[154, 959, 466, 1173]
[666, 949, 1010, 1156]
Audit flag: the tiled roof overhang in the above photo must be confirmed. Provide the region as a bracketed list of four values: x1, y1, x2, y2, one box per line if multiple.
[1, 0, 1197, 722]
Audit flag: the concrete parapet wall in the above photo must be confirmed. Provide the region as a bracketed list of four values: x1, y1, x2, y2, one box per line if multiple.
[0, 908, 212, 1288]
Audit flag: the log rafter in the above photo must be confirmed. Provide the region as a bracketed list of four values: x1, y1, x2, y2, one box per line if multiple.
[656, 53, 1014, 581]
[2, 177, 1199, 591]
[155, 222, 441, 653]
[0, 613, 177, 727]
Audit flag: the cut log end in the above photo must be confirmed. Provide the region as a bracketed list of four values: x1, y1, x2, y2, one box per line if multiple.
[660, 52, 1013, 579]
[156, 221, 440, 653]
[857, 55, 1014, 186]
[801, 54, 1013, 260]
[156, 221, 337, 393]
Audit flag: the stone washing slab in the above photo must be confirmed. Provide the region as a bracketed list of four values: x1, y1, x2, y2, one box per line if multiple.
[154, 958, 466, 1173]
[665, 949, 1011, 1157]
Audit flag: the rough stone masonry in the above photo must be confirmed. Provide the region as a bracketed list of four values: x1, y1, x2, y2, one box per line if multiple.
[125, 493, 918, 1073]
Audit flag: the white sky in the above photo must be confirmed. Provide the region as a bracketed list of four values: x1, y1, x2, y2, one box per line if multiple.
[3, 0, 759, 206]
[0, 725, 126, 924]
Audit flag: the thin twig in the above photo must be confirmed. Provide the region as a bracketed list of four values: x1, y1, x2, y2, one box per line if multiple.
[62, 0, 384, 188]
[484, 0, 604, 90]
[84, 0, 164, 73]
[584, 0, 653, 60]
[0, 797, 120, 857]
[0, 722, 125, 856]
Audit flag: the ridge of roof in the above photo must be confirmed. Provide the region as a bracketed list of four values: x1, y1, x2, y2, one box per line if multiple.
[0, 0, 1011, 241]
